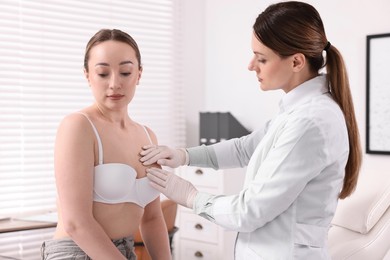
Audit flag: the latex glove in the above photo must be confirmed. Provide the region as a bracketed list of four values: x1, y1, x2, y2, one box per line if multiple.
[146, 167, 198, 208]
[140, 145, 188, 168]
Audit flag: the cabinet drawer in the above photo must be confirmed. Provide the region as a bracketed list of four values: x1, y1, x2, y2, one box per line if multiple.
[180, 239, 219, 260]
[180, 212, 218, 243]
[182, 167, 220, 188]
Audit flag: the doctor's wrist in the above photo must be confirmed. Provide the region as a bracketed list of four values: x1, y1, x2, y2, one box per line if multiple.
[186, 189, 198, 209]
[179, 148, 189, 166]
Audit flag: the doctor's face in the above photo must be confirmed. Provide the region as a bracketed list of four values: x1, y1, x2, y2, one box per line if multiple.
[248, 33, 295, 93]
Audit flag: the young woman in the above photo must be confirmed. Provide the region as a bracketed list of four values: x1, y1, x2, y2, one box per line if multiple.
[140, 1, 362, 259]
[41, 29, 171, 260]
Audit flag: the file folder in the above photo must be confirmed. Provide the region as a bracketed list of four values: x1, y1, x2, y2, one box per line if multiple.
[199, 112, 250, 145]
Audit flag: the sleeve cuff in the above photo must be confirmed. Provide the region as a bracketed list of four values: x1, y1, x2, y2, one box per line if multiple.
[193, 191, 216, 221]
[180, 148, 189, 166]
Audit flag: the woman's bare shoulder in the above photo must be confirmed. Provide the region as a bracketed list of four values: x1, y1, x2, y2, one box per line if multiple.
[56, 111, 95, 140]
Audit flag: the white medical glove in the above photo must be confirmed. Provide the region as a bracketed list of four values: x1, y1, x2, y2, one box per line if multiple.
[146, 167, 198, 208]
[140, 145, 189, 168]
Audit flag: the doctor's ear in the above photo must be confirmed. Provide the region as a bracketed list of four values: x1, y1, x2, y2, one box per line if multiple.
[292, 53, 306, 72]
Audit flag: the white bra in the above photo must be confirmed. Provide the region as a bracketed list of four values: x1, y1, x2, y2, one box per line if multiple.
[78, 112, 160, 208]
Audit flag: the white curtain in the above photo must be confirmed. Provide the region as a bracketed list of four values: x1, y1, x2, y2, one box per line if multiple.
[0, 0, 184, 258]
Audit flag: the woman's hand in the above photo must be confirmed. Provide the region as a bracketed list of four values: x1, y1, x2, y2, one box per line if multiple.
[140, 145, 188, 168]
[146, 167, 198, 208]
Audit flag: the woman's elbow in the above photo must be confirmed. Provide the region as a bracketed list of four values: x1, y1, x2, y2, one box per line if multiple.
[62, 215, 92, 237]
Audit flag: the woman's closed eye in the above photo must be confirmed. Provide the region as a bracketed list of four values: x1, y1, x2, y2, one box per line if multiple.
[96, 72, 131, 77]
[98, 73, 108, 78]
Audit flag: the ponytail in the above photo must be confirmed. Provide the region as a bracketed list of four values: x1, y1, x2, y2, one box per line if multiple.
[325, 46, 362, 199]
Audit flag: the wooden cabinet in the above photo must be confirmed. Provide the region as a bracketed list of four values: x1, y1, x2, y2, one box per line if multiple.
[175, 166, 245, 260]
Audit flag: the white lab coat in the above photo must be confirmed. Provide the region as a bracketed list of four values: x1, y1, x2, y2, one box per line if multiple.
[189, 75, 349, 259]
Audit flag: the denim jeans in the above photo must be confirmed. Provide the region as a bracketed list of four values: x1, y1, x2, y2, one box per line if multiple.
[41, 236, 137, 260]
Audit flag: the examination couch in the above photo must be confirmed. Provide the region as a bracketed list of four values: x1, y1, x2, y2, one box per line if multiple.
[328, 170, 390, 259]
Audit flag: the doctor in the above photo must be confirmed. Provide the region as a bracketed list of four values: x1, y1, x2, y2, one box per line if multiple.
[140, 1, 362, 259]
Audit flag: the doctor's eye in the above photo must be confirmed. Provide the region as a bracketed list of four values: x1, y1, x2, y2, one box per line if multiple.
[120, 72, 131, 76]
[98, 73, 108, 78]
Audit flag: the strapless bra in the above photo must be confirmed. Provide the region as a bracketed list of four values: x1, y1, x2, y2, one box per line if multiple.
[78, 112, 160, 208]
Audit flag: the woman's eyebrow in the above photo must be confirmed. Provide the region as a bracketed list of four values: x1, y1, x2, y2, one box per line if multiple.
[95, 60, 134, 67]
[119, 60, 133, 65]
[95, 62, 109, 67]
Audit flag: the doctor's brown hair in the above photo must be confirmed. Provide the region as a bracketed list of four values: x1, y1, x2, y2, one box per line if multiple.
[253, 1, 362, 199]
[83, 29, 142, 72]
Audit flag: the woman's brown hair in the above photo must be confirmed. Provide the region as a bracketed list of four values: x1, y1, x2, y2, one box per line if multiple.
[84, 29, 142, 72]
[253, 1, 362, 199]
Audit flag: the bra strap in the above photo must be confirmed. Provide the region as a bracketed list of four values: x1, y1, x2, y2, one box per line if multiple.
[142, 126, 153, 145]
[76, 112, 104, 165]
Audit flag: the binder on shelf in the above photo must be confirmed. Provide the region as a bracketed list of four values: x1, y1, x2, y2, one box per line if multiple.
[199, 112, 250, 145]
[199, 112, 219, 145]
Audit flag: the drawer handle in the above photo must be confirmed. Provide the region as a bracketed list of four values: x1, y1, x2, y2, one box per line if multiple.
[195, 223, 203, 230]
[194, 251, 203, 258]
[195, 169, 203, 175]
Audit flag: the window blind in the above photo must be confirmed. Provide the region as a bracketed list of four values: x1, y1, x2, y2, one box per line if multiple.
[0, 0, 184, 219]
[0, 227, 55, 260]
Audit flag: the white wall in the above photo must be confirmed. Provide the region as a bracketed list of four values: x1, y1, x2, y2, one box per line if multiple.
[182, 0, 390, 174]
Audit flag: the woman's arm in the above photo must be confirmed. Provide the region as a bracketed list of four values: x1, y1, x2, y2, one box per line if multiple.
[140, 127, 171, 259]
[140, 198, 171, 260]
[55, 113, 126, 259]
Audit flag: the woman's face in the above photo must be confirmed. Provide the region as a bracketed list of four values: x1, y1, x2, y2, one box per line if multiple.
[248, 33, 296, 93]
[84, 40, 142, 110]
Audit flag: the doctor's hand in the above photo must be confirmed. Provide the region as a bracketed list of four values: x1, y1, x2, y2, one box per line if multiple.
[140, 145, 188, 168]
[146, 167, 198, 209]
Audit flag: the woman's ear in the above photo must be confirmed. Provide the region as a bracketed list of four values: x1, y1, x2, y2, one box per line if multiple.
[137, 66, 143, 85]
[84, 69, 90, 86]
[292, 53, 306, 72]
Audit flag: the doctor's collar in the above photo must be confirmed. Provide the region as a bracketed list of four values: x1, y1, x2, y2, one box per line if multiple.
[279, 74, 328, 113]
